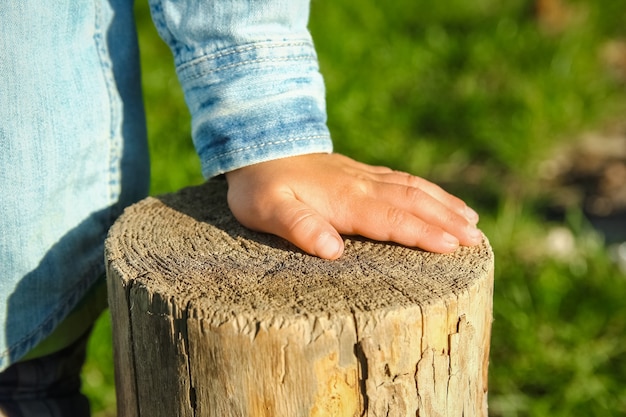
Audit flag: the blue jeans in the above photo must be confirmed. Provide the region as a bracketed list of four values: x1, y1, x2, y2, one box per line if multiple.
[0, 0, 332, 370]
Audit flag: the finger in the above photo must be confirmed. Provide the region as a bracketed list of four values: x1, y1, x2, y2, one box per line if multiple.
[366, 182, 482, 246]
[375, 171, 479, 224]
[233, 193, 345, 260]
[335, 197, 462, 253]
[268, 197, 345, 259]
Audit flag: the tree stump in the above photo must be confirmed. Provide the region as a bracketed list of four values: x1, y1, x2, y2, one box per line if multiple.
[105, 180, 494, 417]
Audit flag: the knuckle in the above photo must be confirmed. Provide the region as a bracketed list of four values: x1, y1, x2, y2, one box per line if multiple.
[345, 178, 372, 199]
[393, 170, 424, 187]
[412, 221, 435, 240]
[286, 208, 319, 237]
[403, 185, 427, 204]
[403, 185, 417, 200]
[384, 206, 408, 230]
[441, 209, 466, 228]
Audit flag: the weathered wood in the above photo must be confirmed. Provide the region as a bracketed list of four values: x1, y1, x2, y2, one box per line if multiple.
[105, 180, 494, 417]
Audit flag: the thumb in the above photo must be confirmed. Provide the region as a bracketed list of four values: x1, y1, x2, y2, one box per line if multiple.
[231, 193, 345, 260]
[265, 198, 345, 260]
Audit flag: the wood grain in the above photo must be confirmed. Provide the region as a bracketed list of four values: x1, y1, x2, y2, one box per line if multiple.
[106, 180, 494, 417]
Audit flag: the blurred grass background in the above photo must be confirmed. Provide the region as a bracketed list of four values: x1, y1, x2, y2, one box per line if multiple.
[83, 0, 626, 415]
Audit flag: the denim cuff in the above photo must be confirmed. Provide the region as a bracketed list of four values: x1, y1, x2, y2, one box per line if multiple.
[176, 39, 333, 178]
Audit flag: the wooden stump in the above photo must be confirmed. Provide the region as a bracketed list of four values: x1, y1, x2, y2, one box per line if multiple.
[105, 180, 494, 417]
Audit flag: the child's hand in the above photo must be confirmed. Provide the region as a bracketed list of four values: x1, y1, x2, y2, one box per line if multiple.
[225, 153, 482, 260]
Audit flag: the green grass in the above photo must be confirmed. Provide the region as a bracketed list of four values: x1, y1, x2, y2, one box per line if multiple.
[84, 1, 626, 415]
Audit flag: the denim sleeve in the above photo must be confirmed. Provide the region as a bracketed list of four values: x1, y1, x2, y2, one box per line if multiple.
[149, 0, 333, 178]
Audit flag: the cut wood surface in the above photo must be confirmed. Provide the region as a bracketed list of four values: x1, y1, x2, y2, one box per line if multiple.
[105, 180, 494, 417]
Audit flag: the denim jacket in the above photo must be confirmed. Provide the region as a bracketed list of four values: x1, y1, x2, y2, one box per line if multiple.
[0, 0, 332, 369]
[150, 0, 333, 177]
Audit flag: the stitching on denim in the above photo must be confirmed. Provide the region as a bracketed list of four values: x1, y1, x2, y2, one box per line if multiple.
[203, 135, 329, 164]
[176, 40, 314, 73]
[180, 55, 315, 81]
[92, 0, 120, 216]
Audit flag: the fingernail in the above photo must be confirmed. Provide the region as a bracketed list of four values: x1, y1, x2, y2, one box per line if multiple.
[443, 232, 460, 249]
[464, 206, 480, 224]
[315, 233, 344, 259]
[468, 227, 483, 244]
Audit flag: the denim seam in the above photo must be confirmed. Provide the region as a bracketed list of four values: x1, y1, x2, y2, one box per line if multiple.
[180, 55, 316, 82]
[176, 40, 314, 72]
[93, 0, 121, 223]
[202, 135, 329, 164]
